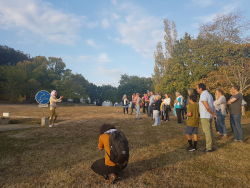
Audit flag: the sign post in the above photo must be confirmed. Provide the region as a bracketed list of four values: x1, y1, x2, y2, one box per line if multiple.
[35, 90, 50, 127]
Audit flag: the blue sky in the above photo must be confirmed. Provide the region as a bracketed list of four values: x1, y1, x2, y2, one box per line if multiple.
[0, 0, 249, 86]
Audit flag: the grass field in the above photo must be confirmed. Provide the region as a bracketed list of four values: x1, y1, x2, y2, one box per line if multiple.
[0, 105, 250, 188]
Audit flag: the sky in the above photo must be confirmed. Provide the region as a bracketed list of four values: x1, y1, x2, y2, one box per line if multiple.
[0, 0, 249, 86]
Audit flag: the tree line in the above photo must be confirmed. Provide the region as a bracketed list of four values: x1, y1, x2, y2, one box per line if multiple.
[153, 13, 250, 98]
[0, 46, 152, 104]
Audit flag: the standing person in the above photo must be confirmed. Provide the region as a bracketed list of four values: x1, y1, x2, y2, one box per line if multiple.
[135, 93, 142, 119]
[174, 92, 184, 124]
[152, 95, 161, 126]
[142, 93, 149, 114]
[130, 93, 136, 115]
[162, 94, 171, 121]
[214, 89, 227, 137]
[148, 92, 155, 118]
[182, 98, 187, 120]
[242, 99, 247, 116]
[196, 83, 216, 152]
[122, 95, 129, 115]
[185, 94, 200, 151]
[227, 85, 244, 142]
[49, 90, 63, 128]
[91, 124, 129, 184]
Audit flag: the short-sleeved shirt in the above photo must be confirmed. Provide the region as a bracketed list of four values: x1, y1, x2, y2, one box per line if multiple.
[149, 95, 155, 106]
[98, 134, 116, 166]
[186, 103, 199, 127]
[175, 96, 183, 109]
[199, 90, 215, 119]
[229, 93, 243, 115]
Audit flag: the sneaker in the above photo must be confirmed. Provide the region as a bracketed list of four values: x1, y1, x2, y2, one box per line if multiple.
[49, 124, 53, 128]
[152, 124, 157, 126]
[186, 146, 193, 151]
[188, 147, 196, 152]
[108, 173, 117, 184]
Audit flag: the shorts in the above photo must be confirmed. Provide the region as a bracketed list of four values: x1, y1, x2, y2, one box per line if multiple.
[185, 126, 198, 135]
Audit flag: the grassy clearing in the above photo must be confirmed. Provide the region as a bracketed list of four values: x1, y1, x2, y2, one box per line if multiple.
[0, 105, 250, 187]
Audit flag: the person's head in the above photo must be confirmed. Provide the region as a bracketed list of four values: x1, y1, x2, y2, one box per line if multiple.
[230, 85, 240, 95]
[156, 95, 161, 100]
[196, 83, 206, 94]
[215, 88, 224, 97]
[187, 88, 195, 96]
[136, 93, 140, 97]
[165, 94, 169, 98]
[175, 92, 181, 97]
[99, 124, 116, 135]
[122, 94, 127, 99]
[189, 94, 198, 103]
[51, 90, 57, 97]
[144, 93, 147, 97]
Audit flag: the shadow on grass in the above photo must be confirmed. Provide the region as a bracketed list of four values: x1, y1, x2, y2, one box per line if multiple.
[122, 136, 238, 179]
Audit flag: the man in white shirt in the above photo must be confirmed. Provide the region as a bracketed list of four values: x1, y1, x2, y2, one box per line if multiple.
[196, 83, 216, 152]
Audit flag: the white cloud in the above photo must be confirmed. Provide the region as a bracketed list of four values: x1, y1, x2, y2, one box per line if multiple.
[101, 18, 110, 29]
[97, 53, 110, 63]
[60, 53, 121, 86]
[85, 39, 99, 48]
[191, 0, 214, 7]
[195, 0, 242, 24]
[108, 2, 164, 58]
[0, 0, 92, 45]
[96, 66, 121, 86]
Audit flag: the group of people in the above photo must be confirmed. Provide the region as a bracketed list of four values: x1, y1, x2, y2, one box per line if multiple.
[122, 92, 172, 125]
[48, 84, 246, 184]
[120, 84, 246, 153]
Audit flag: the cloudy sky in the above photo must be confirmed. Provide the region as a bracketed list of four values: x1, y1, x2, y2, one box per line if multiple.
[0, 0, 249, 86]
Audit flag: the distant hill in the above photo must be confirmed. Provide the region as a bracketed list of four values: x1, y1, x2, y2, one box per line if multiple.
[0, 45, 30, 66]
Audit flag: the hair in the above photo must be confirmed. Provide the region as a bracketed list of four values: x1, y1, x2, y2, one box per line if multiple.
[122, 94, 127, 100]
[232, 85, 240, 91]
[216, 88, 224, 95]
[187, 88, 195, 96]
[197, 83, 206, 91]
[99, 124, 116, 135]
[189, 94, 198, 102]
[51, 90, 57, 97]
[175, 91, 181, 96]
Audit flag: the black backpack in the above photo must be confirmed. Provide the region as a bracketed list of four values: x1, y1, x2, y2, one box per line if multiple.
[107, 131, 129, 168]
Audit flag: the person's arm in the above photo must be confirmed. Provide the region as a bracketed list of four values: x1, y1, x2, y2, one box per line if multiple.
[201, 101, 215, 116]
[227, 97, 237, 104]
[186, 106, 192, 117]
[98, 136, 104, 150]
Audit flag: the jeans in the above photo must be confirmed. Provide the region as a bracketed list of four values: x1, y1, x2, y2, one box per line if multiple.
[123, 106, 128, 114]
[176, 108, 182, 123]
[230, 114, 243, 140]
[148, 105, 153, 117]
[135, 105, 140, 119]
[153, 110, 160, 125]
[216, 110, 227, 135]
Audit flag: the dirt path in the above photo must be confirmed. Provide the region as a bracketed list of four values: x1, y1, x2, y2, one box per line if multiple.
[0, 124, 39, 132]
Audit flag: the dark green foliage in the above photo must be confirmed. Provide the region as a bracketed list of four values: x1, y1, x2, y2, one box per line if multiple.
[0, 45, 29, 66]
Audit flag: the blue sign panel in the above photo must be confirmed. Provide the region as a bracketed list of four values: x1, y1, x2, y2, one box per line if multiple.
[35, 90, 50, 104]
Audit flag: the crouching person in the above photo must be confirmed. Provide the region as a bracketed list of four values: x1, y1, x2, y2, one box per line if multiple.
[91, 124, 129, 184]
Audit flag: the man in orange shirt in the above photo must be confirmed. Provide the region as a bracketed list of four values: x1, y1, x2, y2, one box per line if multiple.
[91, 124, 125, 184]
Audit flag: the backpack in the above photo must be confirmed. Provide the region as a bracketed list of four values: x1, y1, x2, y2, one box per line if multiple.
[107, 131, 129, 168]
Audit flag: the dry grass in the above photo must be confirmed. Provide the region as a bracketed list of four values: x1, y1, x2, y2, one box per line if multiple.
[0, 105, 250, 188]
